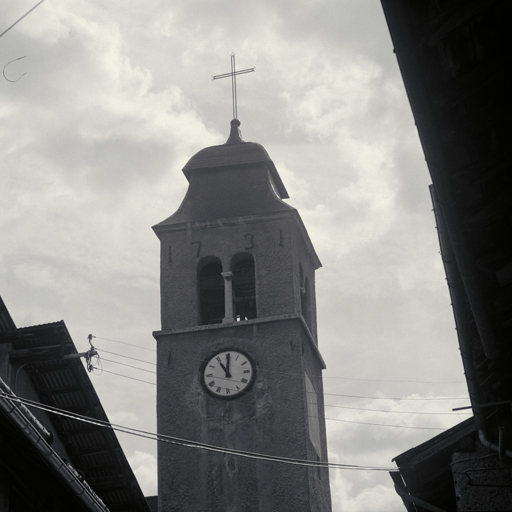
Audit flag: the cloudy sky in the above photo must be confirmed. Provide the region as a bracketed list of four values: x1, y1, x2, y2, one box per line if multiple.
[0, 1, 471, 510]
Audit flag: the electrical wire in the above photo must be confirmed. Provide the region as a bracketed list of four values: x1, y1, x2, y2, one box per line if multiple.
[3, 56, 26, 83]
[323, 417, 446, 430]
[323, 403, 470, 416]
[91, 367, 466, 430]
[92, 336, 156, 352]
[0, 391, 395, 471]
[94, 368, 155, 385]
[100, 358, 156, 374]
[91, 344, 467, 400]
[88, 335, 470, 432]
[91, 335, 462, 384]
[95, 348, 156, 365]
[0, 0, 46, 39]
[96, 356, 469, 416]
[91, 353, 103, 376]
[94, 359, 468, 401]
[323, 376, 463, 384]
[322, 392, 468, 401]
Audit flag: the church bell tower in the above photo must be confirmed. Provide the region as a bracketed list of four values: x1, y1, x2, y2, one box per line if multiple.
[153, 119, 332, 511]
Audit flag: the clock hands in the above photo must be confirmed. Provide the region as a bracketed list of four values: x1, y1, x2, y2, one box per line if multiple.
[219, 353, 232, 378]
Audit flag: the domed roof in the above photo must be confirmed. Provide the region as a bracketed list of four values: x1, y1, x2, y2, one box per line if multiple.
[182, 119, 289, 199]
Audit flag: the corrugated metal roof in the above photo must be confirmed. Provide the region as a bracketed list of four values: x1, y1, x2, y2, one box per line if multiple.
[2, 321, 151, 512]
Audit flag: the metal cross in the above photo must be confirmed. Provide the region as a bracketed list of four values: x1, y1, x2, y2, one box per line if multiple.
[212, 53, 255, 120]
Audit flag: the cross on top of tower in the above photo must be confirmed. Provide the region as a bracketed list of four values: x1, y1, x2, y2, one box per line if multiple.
[212, 53, 255, 120]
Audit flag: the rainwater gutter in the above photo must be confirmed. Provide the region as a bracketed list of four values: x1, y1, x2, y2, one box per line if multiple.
[0, 376, 110, 512]
[431, 186, 512, 459]
[426, 170, 499, 360]
[478, 425, 512, 459]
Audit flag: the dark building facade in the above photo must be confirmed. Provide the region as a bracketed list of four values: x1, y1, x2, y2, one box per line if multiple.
[380, 1, 512, 510]
[152, 120, 332, 511]
[0, 296, 151, 512]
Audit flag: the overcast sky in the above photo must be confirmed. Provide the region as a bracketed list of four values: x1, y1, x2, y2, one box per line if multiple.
[0, 1, 471, 510]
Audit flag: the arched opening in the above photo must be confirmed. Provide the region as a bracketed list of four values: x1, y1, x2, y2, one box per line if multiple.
[232, 255, 257, 321]
[198, 259, 224, 325]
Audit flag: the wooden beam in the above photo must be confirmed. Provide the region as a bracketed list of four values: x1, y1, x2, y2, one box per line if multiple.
[419, 0, 501, 47]
[9, 345, 63, 364]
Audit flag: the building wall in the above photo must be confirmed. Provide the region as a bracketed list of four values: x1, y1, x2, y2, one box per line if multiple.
[156, 317, 330, 511]
[158, 211, 303, 331]
[0, 343, 72, 463]
[452, 439, 512, 511]
[155, 148, 331, 511]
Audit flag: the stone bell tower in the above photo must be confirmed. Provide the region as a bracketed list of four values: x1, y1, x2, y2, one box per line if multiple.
[152, 119, 332, 511]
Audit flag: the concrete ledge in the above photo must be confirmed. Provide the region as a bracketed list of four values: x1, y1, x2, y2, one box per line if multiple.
[153, 314, 326, 369]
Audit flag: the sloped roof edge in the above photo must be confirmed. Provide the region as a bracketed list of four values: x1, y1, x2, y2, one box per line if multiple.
[0, 377, 110, 512]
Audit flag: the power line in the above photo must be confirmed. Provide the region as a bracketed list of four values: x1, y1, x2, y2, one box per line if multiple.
[324, 417, 447, 430]
[322, 375, 462, 384]
[100, 358, 155, 374]
[92, 338, 463, 385]
[98, 356, 470, 414]
[0, 0, 46, 39]
[95, 348, 156, 365]
[323, 392, 467, 401]
[0, 391, 395, 471]
[95, 368, 156, 385]
[323, 403, 471, 416]
[92, 366, 466, 430]
[92, 336, 156, 352]
[93, 359, 467, 401]
[91, 343, 470, 403]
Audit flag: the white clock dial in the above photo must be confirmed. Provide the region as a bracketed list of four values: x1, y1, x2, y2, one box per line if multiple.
[202, 349, 255, 399]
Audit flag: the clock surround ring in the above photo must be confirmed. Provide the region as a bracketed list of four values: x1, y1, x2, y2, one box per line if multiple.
[200, 347, 256, 400]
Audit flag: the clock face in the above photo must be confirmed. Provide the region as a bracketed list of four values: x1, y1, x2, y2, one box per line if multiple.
[201, 349, 255, 399]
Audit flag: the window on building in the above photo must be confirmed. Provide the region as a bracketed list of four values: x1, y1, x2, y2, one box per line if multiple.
[300, 264, 312, 330]
[198, 259, 224, 325]
[232, 255, 257, 321]
[305, 373, 322, 457]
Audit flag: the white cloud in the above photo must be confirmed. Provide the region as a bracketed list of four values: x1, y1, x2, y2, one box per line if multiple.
[128, 451, 158, 496]
[325, 392, 470, 511]
[0, 2, 468, 512]
[109, 410, 139, 425]
[332, 479, 402, 512]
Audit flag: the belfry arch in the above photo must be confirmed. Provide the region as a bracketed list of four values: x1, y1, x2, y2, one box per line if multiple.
[198, 257, 224, 325]
[231, 253, 257, 321]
